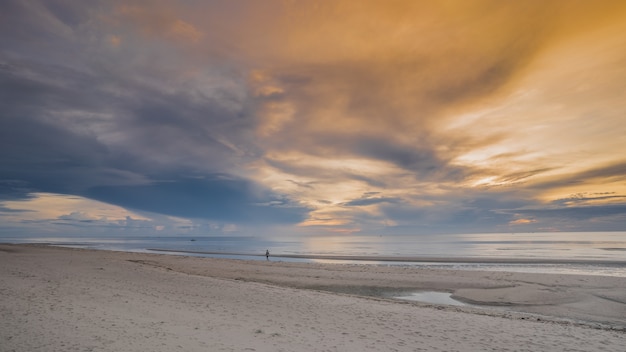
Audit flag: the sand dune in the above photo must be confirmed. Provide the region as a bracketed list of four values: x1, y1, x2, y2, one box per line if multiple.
[1, 244, 624, 351]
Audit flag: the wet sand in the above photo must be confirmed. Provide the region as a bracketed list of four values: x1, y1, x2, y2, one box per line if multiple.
[1, 244, 625, 351]
[148, 248, 626, 265]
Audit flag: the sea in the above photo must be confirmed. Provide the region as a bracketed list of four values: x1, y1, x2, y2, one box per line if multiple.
[2, 231, 625, 277]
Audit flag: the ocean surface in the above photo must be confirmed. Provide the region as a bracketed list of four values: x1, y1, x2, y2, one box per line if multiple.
[2, 232, 625, 277]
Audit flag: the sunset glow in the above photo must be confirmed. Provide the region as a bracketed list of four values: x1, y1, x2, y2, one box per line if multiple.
[2, 0, 626, 236]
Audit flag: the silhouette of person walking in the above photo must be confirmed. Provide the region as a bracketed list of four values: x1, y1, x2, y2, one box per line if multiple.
[265, 249, 270, 260]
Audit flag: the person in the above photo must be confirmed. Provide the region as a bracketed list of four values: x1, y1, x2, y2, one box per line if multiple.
[265, 249, 270, 260]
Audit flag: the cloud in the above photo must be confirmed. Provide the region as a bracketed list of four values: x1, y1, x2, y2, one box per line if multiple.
[50, 213, 160, 231]
[342, 196, 401, 207]
[0, 205, 33, 214]
[57, 211, 99, 222]
[2, 1, 626, 235]
[108, 35, 121, 47]
[515, 204, 626, 221]
[85, 175, 309, 224]
[114, 4, 204, 43]
[510, 218, 537, 225]
[0, 1, 307, 228]
[530, 161, 626, 191]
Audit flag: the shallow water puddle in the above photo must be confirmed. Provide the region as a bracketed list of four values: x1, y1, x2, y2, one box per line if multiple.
[394, 291, 467, 306]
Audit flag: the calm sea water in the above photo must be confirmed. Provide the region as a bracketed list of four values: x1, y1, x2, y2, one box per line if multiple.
[3, 232, 625, 277]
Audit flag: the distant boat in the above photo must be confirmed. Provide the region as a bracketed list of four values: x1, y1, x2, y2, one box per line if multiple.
[190, 239, 196, 242]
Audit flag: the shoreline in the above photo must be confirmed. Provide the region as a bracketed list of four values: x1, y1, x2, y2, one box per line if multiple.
[2, 244, 625, 351]
[145, 247, 626, 265]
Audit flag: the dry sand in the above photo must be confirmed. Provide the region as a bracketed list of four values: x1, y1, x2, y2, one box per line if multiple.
[1, 244, 624, 352]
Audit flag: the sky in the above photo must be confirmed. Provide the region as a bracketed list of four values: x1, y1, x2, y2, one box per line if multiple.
[1, 0, 626, 238]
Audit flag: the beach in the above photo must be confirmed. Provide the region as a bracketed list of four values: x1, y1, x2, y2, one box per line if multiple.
[1, 244, 625, 351]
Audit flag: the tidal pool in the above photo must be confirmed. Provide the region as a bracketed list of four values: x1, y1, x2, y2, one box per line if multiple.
[394, 291, 467, 306]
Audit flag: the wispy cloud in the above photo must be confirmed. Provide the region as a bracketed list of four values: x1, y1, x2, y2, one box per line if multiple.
[1, 0, 626, 236]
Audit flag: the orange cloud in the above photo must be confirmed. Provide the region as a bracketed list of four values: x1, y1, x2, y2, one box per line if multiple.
[114, 4, 203, 43]
[108, 35, 121, 47]
[100, 1, 626, 231]
[169, 19, 202, 42]
[510, 218, 537, 225]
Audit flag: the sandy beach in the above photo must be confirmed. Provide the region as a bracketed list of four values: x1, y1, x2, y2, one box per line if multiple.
[1, 244, 624, 351]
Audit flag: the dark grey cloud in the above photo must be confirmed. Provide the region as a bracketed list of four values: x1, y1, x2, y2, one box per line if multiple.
[0, 1, 309, 226]
[352, 137, 467, 181]
[0, 206, 33, 214]
[86, 175, 308, 223]
[347, 173, 387, 188]
[551, 193, 626, 207]
[51, 213, 160, 230]
[342, 196, 400, 207]
[264, 133, 465, 185]
[366, 192, 535, 234]
[514, 204, 626, 221]
[0, 180, 35, 201]
[530, 161, 626, 191]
